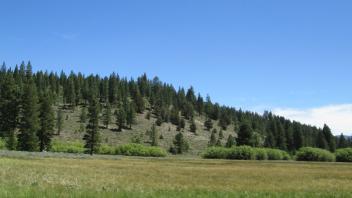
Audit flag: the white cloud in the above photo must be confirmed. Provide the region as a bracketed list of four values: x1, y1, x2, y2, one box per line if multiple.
[272, 104, 352, 135]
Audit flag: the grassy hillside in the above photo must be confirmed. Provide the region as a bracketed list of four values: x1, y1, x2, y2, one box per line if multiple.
[0, 153, 351, 197]
[55, 106, 235, 155]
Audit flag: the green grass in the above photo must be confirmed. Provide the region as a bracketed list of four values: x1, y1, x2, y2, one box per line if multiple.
[0, 153, 351, 197]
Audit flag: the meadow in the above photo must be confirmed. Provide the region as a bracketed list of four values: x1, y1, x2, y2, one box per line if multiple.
[0, 152, 351, 197]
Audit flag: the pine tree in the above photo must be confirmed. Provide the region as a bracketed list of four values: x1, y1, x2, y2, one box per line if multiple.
[276, 121, 287, 150]
[80, 106, 87, 123]
[18, 81, 40, 151]
[126, 103, 136, 129]
[190, 119, 197, 133]
[150, 124, 159, 146]
[134, 89, 145, 113]
[219, 129, 224, 139]
[155, 116, 163, 126]
[115, 107, 126, 131]
[204, 118, 213, 131]
[216, 139, 222, 147]
[179, 118, 185, 130]
[226, 134, 235, 148]
[83, 99, 101, 155]
[236, 122, 253, 146]
[56, 109, 63, 135]
[102, 103, 112, 129]
[338, 133, 347, 148]
[208, 130, 217, 147]
[171, 132, 189, 154]
[0, 74, 19, 150]
[322, 124, 336, 152]
[293, 122, 304, 150]
[316, 130, 329, 150]
[38, 95, 55, 151]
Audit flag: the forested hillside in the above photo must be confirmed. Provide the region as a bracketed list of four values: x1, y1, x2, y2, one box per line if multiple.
[0, 62, 350, 155]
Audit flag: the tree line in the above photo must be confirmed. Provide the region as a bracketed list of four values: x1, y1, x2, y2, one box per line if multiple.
[0, 62, 351, 154]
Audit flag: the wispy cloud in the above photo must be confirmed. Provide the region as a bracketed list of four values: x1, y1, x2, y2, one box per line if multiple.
[272, 104, 352, 135]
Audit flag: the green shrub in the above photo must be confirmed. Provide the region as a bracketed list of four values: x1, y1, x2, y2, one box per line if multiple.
[0, 138, 6, 150]
[266, 149, 283, 160]
[202, 146, 290, 161]
[50, 140, 85, 154]
[253, 148, 268, 160]
[227, 146, 255, 160]
[281, 151, 291, 160]
[114, 143, 167, 157]
[335, 148, 352, 162]
[98, 144, 115, 155]
[296, 147, 335, 162]
[202, 147, 230, 159]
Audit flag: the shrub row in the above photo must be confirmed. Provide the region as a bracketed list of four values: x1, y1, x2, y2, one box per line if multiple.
[335, 148, 352, 162]
[50, 141, 167, 157]
[202, 146, 291, 161]
[115, 143, 167, 157]
[295, 147, 335, 162]
[51, 140, 85, 154]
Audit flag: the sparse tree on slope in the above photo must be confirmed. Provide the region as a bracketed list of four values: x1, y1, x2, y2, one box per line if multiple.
[83, 99, 101, 155]
[18, 81, 40, 151]
[38, 95, 55, 151]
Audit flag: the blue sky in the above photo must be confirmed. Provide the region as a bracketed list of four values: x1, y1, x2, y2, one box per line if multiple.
[1, 0, 351, 134]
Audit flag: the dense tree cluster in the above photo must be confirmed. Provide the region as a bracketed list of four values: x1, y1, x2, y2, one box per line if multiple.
[0, 62, 350, 154]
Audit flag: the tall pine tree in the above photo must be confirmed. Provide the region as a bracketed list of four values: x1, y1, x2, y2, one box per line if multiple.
[83, 99, 101, 155]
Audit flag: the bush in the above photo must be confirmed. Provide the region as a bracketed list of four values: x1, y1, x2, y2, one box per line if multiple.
[202, 147, 230, 159]
[0, 138, 6, 150]
[266, 149, 284, 160]
[98, 144, 115, 155]
[202, 146, 290, 161]
[50, 140, 85, 154]
[296, 147, 335, 162]
[335, 148, 352, 162]
[227, 146, 256, 160]
[114, 143, 167, 157]
[253, 148, 268, 160]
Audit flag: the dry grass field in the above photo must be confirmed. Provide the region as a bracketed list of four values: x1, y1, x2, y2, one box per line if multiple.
[0, 153, 351, 197]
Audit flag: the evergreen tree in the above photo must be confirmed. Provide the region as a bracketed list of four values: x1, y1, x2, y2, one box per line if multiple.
[126, 103, 136, 129]
[204, 118, 213, 131]
[38, 95, 55, 151]
[83, 99, 101, 155]
[171, 132, 189, 154]
[196, 94, 204, 116]
[208, 130, 217, 147]
[219, 129, 224, 139]
[150, 124, 159, 146]
[190, 119, 197, 133]
[134, 89, 145, 113]
[155, 116, 163, 126]
[293, 122, 304, 150]
[226, 134, 235, 148]
[56, 109, 63, 135]
[102, 103, 112, 129]
[322, 124, 336, 152]
[179, 118, 186, 130]
[316, 130, 329, 150]
[216, 139, 222, 147]
[338, 133, 348, 148]
[80, 106, 87, 123]
[236, 122, 253, 146]
[0, 74, 19, 150]
[18, 81, 40, 151]
[115, 107, 126, 131]
[276, 121, 287, 150]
